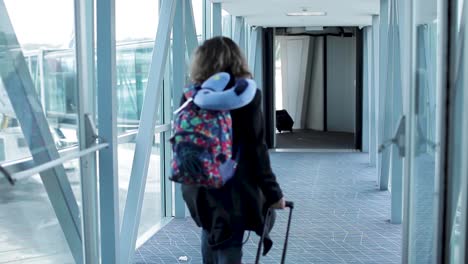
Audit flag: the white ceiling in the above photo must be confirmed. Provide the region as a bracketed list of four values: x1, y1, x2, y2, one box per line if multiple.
[214, 0, 380, 27]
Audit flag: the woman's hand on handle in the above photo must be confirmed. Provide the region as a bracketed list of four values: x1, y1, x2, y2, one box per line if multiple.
[271, 197, 286, 209]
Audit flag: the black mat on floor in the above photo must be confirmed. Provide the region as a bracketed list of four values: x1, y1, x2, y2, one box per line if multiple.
[275, 129, 355, 149]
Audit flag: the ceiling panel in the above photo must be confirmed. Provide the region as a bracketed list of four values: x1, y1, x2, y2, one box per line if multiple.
[214, 0, 380, 27]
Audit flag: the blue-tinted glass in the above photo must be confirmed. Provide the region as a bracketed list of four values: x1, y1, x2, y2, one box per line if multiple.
[408, 1, 441, 263]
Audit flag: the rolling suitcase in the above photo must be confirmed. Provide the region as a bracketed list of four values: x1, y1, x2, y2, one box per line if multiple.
[275, 110, 294, 133]
[255, 201, 294, 264]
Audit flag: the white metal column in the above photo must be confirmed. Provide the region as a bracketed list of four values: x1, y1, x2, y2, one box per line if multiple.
[173, 0, 187, 219]
[96, 0, 120, 262]
[362, 27, 372, 154]
[203, 0, 212, 40]
[379, 0, 391, 190]
[371, 15, 380, 168]
[74, 0, 99, 261]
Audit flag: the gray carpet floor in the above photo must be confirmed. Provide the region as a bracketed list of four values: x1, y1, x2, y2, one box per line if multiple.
[134, 152, 401, 264]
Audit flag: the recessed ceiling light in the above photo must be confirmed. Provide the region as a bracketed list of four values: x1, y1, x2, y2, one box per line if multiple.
[286, 8, 326, 16]
[286, 11, 327, 16]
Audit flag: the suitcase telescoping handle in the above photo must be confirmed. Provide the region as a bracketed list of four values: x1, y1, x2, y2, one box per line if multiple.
[255, 201, 294, 264]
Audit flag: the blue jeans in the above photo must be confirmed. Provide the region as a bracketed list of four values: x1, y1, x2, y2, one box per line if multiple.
[201, 229, 245, 264]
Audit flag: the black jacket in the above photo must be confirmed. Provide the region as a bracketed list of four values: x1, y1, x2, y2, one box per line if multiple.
[181, 89, 283, 251]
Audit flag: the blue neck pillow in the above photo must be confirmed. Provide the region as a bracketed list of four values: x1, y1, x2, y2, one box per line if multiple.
[192, 72, 257, 111]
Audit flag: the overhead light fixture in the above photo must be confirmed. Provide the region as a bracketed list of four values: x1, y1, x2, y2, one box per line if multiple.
[286, 8, 327, 16]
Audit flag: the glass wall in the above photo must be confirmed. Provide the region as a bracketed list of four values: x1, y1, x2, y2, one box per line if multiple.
[1, 0, 187, 262]
[406, 0, 443, 263]
[1, 1, 79, 263]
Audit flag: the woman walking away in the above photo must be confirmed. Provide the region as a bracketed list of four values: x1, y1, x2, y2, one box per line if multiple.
[178, 36, 286, 264]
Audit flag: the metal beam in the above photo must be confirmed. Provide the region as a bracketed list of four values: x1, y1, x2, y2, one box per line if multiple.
[173, 0, 187, 219]
[120, 0, 177, 262]
[371, 15, 380, 168]
[400, 0, 413, 261]
[74, 0, 100, 261]
[0, 3, 83, 263]
[362, 27, 371, 154]
[203, 0, 212, 40]
[96, 0, 120, 262]
[389, 0, 403, 223]
[11, 143, 107, 181]
[379, 0, 390, 190]
[163, 51, 174, 218]
[38, 49, 46, 110]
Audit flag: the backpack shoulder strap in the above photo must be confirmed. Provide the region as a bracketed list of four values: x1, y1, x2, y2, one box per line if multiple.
[173, 84, 200, 115]
[173, 97, 193, 115]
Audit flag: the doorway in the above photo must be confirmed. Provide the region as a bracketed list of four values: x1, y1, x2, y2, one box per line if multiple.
[273, 28, 361, 150]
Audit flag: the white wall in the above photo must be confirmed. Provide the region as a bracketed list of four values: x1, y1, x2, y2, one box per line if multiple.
[304, 37, 324, 130]
[278, 36, 310, 129]
[326, 36, 357, 133]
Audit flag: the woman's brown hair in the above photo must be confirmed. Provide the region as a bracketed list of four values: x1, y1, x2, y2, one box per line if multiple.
[190, 36, 252, 83]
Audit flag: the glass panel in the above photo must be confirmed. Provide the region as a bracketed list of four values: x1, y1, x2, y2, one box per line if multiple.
[0, 159, 80, 264]
[0, 81, 32, 162]
[3, 1, 79, 154]
[116, 44, 157, 133]
[117, 133, 163, 242]
[24, 52, 41, 97]
[407, 0, 441, 263]
[192, 0, 203, 38]
[43, 51, 79, 148]
[117, 140, 135, 224]
[116, 0, 160, 134]
[137, 133, 163, 238]
[222, 9, 232, 38]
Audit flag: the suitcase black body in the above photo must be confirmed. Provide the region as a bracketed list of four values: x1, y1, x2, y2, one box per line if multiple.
[275, 110, 294, 133]
[255, 201, 294, 264]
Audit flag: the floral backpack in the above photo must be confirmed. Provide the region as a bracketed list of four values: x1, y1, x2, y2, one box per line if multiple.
[169, 72, 257, 188]
[169, 84, 237, 188]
